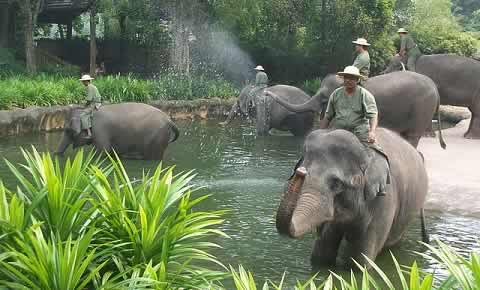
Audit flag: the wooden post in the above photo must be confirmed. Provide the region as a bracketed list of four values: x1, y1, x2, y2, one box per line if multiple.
[66, 20, 73, 40]
[89, 3, 97, 76]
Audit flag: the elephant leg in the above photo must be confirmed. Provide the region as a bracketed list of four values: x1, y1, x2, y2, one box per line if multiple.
[283, 114, 313, 137]
[464, 104, 480, 139]
[56, 133, 72, 154]
[310, 223, 344, 267]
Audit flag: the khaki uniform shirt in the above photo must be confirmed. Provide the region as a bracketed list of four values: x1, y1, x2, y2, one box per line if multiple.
[255, 71, 268, 86]
[325, 86, 377, 142]
[353, 51, 370, 78]
[400, 34, 421, 57]
[86, 84, 102, 108]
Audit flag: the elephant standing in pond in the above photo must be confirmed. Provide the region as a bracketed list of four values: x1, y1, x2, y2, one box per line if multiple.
[268, 71, 445, 148]
[276, 128, 429, 267]
[221, 85, 314, 136]
[56, 103, 179, 160]
[383, 54, 480, 139]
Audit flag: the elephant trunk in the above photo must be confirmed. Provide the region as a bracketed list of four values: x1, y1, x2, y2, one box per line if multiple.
[289, 191, 334, 238]
[276, 167, 306, 236]
[255, 94, 270, 136]
[56, 132, 72, 154]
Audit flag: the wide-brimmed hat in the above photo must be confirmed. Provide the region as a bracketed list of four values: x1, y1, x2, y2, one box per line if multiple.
[337, 66, 362, 78]
[397, 28, 408, 33]
[254, 65, 265, 71]
[352, 38, 370, 46]
[79, 74, 94, 81]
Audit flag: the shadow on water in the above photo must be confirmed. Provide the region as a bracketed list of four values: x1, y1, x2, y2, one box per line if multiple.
[0, 119, 478, 287]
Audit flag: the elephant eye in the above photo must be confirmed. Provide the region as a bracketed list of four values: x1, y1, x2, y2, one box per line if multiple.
[329, 176, 344, 192]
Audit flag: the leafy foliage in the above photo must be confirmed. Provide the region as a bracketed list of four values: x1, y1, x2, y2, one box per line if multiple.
[409, 0, 478, 56]
[0, 148, 228, 289]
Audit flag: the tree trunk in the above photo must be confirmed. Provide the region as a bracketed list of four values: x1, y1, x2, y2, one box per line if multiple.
[58, 24, 65, 39]
[89, 5, 97, 76]
[23, 0, 37, 74]
[66, 21, 72, 40]
[0, 7, 9, 48]
[170, 0, 191, 75]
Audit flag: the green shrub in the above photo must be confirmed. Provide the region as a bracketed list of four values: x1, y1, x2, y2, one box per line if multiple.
[0, 73, 239, 109]
[0, 148, 228, 289]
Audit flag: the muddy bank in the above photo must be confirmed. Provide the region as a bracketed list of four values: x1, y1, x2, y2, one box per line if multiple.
[419, 118, 480, 217]
[0, 99, 235, 137]
[0, 101, 469, 138]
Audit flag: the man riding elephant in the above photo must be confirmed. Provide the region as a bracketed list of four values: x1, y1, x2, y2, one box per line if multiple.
[397, 28, 422, 72]
[220, 65, 269, 125]
[79, 74, 102, 139]
[268, 66, 390, 196]
[352, 38, 371, 80]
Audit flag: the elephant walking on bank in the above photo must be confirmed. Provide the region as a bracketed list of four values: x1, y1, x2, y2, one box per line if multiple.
[268, 71, 446, 148]
[56, 103, 179, 160]
[383, 54, 480, 139]
[221, 85, 314, 136]
[276, 128, 429, 267]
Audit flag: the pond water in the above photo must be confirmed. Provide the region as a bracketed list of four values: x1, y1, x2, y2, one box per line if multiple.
[0, 119, 478, 287]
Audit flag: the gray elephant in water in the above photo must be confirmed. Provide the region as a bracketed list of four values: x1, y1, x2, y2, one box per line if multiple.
[276, 128, 429, 267]
[383, 54, 480, 139]
[268, 71, 445, 148]
[221, 85, 314, 136]
[56, 103, 179, 160]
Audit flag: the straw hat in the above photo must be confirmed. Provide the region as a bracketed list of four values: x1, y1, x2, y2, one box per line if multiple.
[254, 65, 265, 71]
[352, 38, 370, 46]
[337, 66, 362, 78]
[79, 74, 94, 81]
[397, 28, 408, 33]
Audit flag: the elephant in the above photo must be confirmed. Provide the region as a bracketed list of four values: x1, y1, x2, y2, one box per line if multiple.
[267, 71, 446, 148]
[56, 102, 179, 160]
[221, 85, 314, 136]
[383, 54, 480, 139]
[275, 128, 429, 267]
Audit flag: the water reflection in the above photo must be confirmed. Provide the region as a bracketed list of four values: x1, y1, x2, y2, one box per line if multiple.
[0, 119, 478, 287]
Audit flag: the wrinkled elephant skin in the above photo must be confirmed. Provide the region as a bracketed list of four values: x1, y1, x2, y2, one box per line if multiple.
[276, 128, 428, 267]
[384, 54, 480, 139]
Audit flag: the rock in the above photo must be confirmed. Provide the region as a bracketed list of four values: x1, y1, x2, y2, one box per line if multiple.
[439, 105, 471, 123]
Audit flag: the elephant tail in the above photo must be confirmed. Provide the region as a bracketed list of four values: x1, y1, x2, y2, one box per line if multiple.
[435, 94, 447, 150]
[420, 208, 430, 243]
[168, 122, 180, 143]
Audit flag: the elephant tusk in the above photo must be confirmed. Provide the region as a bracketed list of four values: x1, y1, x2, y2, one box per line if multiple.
[400, 62, 406, 71]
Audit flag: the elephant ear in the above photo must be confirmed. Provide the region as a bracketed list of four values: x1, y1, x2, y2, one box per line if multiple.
[360, 151, 389, 201]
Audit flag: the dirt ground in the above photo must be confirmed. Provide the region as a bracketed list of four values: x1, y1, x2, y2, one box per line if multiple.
[418, 119, 480, 217]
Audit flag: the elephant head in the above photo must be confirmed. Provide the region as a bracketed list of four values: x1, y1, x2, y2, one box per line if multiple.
[276, 129, 381, 238]
[56, 108, 91, 154]
[238, 85, 257, 117]
[382, 55, 406, 74]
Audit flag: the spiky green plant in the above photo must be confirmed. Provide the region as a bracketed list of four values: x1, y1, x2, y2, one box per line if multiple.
[4, 147, 106, 240]
[89, 153, 228, 289]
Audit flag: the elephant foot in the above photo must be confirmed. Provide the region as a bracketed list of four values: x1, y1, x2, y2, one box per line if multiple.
[310, 253, 337, 267]
[464, 131, 480, 139]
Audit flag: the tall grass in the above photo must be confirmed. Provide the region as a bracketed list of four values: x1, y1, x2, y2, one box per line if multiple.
[0, 73, 239, 109]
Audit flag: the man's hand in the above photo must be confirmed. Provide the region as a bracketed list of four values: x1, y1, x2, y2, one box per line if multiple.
[367, 130, 376, 143]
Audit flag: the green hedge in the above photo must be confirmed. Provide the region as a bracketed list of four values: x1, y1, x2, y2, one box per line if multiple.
[0, 74, 239, 109]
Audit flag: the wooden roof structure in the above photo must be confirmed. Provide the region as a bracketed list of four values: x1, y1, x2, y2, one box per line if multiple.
[38, 0, 94, 24]
[0, 0, 94, 24]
